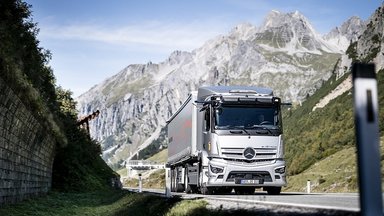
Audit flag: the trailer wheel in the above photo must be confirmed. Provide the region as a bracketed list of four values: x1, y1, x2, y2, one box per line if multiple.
[170, 169, 176, 192]
[185, 184, 192, 194]
[265, 186, 281, 195]
[176, 184, 184, 192]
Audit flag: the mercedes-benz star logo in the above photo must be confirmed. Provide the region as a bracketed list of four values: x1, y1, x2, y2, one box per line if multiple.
[243, 147, 255, 159]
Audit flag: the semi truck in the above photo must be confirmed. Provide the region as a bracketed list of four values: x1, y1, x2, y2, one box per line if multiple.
[166, 86, 287, 195]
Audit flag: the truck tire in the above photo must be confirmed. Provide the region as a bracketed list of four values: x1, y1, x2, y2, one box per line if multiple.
[170, 168, 176, 192]
[176, 183, 184, 192]
[266, 186, 281, 195]
[185, 184, 192, 194]
[201, 184, 213, 195]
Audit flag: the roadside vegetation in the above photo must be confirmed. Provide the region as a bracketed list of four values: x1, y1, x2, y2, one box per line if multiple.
[286, 137, 384, 193]
[0, 190, 180, 216]
[284, 68, 384, 191]
[2, 189, 340, 216]
[123, 169, 166, 189]
[284, 68, 384, 175]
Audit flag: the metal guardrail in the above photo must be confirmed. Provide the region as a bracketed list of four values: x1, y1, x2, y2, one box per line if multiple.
[126, 160, 165, 170]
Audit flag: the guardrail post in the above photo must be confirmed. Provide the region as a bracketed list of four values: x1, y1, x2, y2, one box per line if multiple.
[352, 63, 383, 216]
[138, 173, 142, 193]
[165, 167, 171, 198]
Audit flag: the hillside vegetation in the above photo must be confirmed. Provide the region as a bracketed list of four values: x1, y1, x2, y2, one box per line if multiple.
[286, 137, 384, 193]
[283, 68, 384, 191]
[0, 0, 117, 191]
[284, 68, 384, 175]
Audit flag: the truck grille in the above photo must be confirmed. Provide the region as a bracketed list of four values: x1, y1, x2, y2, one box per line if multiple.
[221, 147, 277, 160]
[226, 171, 272, 182]
[222, 157, 275, 165]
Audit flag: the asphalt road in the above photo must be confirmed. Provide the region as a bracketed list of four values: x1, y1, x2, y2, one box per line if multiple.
[126, 188, 361, 214]
[178, 192, 359, 213]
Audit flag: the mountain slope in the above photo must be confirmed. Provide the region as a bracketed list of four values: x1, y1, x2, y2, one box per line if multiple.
[284, 3, 384, 190]
[77, 10, 352, 167]
[285, 67, 384, 191]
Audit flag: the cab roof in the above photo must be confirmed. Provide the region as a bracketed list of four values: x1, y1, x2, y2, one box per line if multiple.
[197, 86, 273, 101]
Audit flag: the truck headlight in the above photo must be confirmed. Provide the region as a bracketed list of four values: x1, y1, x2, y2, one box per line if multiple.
[275, 166, 285, 174]
[210, 165, 224, 174]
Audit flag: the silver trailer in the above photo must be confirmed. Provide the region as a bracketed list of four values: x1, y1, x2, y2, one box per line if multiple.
[167, 86, 286, 195]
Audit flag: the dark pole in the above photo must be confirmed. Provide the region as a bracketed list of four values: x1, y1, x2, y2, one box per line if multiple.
[352, 63, 382, 215]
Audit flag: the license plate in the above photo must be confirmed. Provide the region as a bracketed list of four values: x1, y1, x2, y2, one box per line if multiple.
[240, 179, 259, 184]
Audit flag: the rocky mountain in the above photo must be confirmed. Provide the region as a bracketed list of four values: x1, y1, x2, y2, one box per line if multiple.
[355, 5, 384, 68]
[335, 5, 384, 78]
[324, 16, 365, 52]
[77, 10, 363, 167]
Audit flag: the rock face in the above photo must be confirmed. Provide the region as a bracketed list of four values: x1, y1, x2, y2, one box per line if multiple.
[356, 5, 384, 69]
[336, 4, 384, 78]
[324, 16, 366, 52]
[77, 10, 366, 166]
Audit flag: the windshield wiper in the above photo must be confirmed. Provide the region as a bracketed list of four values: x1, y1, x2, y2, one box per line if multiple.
[246, 125, 274, 135]
[231, 126, 250, 135]
[218, 125, 251, 135]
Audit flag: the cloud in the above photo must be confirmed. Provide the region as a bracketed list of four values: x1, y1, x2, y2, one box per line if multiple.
[39, 20, 229, 51]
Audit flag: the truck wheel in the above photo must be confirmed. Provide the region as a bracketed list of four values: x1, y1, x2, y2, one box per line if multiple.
[185, 184, 192, 194]
[266, 187, 281, 195]
[176, 184, 184, 192]
[201, 184, 213, 195]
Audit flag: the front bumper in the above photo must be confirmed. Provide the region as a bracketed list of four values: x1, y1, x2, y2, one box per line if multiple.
[205, 158, 287, 187]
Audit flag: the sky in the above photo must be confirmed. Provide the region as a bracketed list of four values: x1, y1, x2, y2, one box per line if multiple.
[25, 0, 383, 97]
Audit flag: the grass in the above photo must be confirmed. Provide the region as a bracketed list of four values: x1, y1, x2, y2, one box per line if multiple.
[0, 190, 180, 216]
[105, 75, 153, 106]
[147, 149, 168, 163]
[285, 147, 358, 193]
[116, 167, 128, 177]
[285, 136, 384, 193]
[166, 199, 210, 216]
[0, 190, 295, 216]
[123, 169, 166, 189]
[3, 189, 337, 216]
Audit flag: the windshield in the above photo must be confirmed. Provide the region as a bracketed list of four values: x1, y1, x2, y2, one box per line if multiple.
[214, 105, 280, 130]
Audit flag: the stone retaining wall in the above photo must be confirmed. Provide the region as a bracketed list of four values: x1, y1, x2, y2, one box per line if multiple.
[0, 78, 56, 205]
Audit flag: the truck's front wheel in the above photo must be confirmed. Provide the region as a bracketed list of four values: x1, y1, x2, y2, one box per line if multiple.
[201, 184, 213, 195]
[265, 186, 281, 195]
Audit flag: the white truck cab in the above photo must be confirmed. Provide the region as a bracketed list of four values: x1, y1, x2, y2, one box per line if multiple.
[167, 86, 287, 195]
